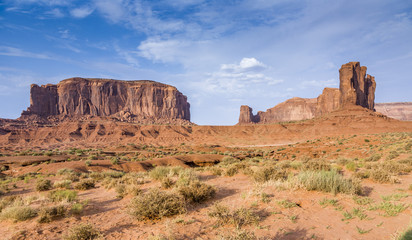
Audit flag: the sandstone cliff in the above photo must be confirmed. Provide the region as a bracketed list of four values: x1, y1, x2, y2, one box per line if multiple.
[375, 102, 412, 121]
[238, 62, 376, 124]
[21, 78, 190, 123]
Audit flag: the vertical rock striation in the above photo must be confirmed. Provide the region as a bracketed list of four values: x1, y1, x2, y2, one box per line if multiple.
[21, 78, 191, 123]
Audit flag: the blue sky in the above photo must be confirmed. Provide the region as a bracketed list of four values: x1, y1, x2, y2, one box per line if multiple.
[0, 0, 411, 125]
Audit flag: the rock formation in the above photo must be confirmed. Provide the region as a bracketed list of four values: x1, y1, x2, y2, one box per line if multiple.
[21, 78, 191, 123]
[238, 62, 377, 124]
[375, 102, 412, 121]
[339, 62, 376, 110]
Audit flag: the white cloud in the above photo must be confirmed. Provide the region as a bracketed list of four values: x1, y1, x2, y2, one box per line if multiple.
[45, 8, 64, 18]
[138, 38, 189, 63]
[196, 58, 282, 95]
[221, 58, 267, 73]
[70, 6, 94, 18]
[0, 46, 53, 59]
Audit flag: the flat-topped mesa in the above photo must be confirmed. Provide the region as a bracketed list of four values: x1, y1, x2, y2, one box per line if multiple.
[238, 61, 377, 124]
[21, 78, 191, 123]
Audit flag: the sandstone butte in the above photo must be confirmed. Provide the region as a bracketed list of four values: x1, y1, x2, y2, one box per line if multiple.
[238, 61, 411, 124]
[20, 78, 191, 124]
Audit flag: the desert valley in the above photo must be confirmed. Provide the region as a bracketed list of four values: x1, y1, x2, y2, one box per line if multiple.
[0, 61, 411, 240]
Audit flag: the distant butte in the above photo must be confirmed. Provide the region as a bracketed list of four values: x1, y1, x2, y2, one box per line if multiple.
[20, 78, 191, 124]
[237, 61, 410, 124]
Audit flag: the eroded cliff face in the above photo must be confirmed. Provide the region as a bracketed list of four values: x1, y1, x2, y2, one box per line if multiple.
[339, 62, 375, 110]
[21, 78, 190, 123]
[238, 62, 376, 124]
[375, 103, 412, 121]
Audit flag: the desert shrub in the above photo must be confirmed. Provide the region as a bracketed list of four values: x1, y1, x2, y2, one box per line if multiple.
[209, 166, 223, 176]
[103, 170, 125, 179]
[74, 179, 95, 190]
[387, 151, 400, 160]
[149, 166, 172, 180]
[365, 154, 381, 162]
[175, 169, 199, 187]
[161, 177, 174, 189]
[54, 180, 72, 189]
[370, 169, 398, 183]
[300, 159, 331, 171]
[70, 203, 85, 215]
[292, 170, 362, 195]
[354, 170, 370, 179]
[111, 157, 119, 165]
[0, 206, 37, 222]
[89, 172, 104, 180]
[128, 189, 186, 220]
[252, 167, 288, 183]
[85, 160, 92, 166]
[178, 181, 216, 203]
[277, 199, 298, 208]
[219, 157, 240, 166]
[36, 179, 52, 191]
[49, 189, 78, 202]
[225, 165, 239, 177]
[115, 184, 127, 198]
[396, 228, 412, 240]
[64, 223, 101, 240]
[38, 205, 67, 223]
[345, 162, 357, 172]
[0, 196, 20, 212]
[219, 230, 257, 240]
[208, 203, 259, 229]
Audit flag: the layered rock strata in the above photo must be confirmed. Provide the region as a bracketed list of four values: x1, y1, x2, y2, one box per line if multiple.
[21, 78, 190, 123]
[238, 62, 377, 124]
[375, 102, 412, 121]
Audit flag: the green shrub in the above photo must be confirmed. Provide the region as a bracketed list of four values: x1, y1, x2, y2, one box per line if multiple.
[293, 170, 362, 195]
[345, 162, 357, 172]
[208, 203, 259, 229]
[225, 165, 239, 177]
[38, 205, 67, 223]
[85, 160, 92, 166]
[49, 190, 78, 202]
[64, 223, 101, 240]
[178, 181, 216, 203]
[53, 180, 72, 189]
[252, 167, 287, 183]
[277, 199, 298, 208]
[70, 203, 85, 215]
[111, 157, 119, 165]
[0, 206, 37, 222]
[175, 169, 199, 187]
[36, 179, 52, 191]
[74, 179, 95, 190]
[115, 184, 126, 198]
[369, 202, 408, 217]
[149, 166, 172, 180]
[128, 189, 186, 220]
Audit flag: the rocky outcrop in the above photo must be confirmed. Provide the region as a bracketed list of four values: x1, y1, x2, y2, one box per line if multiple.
[238, 62, 376, 124]
[339, 62, 376, 110]
[21, 78, 190, 123]
[375, 102, 412, 121]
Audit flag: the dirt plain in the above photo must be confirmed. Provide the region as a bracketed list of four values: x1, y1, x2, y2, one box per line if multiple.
[0, 106, 412, 240]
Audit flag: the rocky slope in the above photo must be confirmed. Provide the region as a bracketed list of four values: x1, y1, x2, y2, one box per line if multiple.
[20, 78, 190, 124]
[239, 62, 377, 124]
[375, 102, 412, 121]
